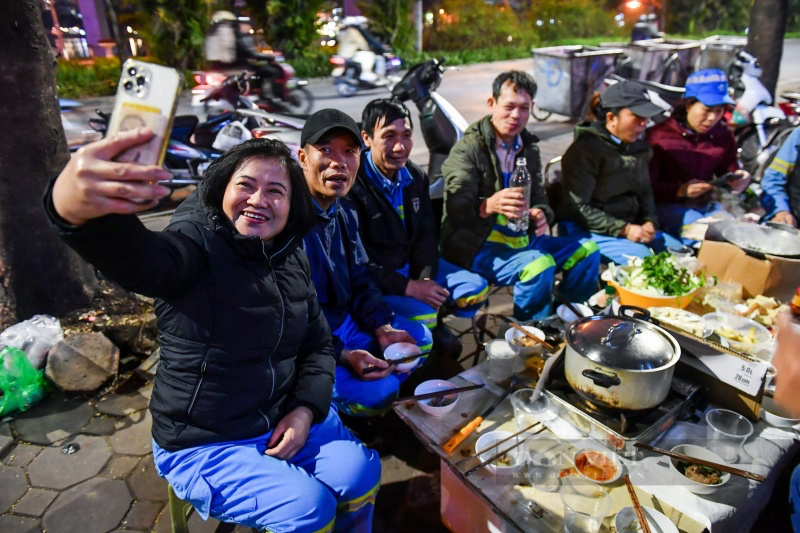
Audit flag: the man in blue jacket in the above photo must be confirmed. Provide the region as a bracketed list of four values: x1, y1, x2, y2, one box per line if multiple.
[347, 98, 488, 352]
[761, 126, 799, 228]
[298, 109, 433, 417]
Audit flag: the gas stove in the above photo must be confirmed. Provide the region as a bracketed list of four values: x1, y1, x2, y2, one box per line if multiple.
[541, 350, 707, 458]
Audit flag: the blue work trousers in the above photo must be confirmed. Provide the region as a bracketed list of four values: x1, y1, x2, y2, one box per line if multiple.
[152, 405, 381, 533]
[558, 220, 684, 266]
[656, 202, 728, 245]
[332, 313, 432, 417]
[383, 259, 489, 331]
[472, 234, 600, 320]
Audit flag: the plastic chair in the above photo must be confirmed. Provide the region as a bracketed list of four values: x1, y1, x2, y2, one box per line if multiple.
[167, 485, 194, 533]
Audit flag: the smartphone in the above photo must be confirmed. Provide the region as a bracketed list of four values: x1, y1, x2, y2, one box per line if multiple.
[106, 59, 183, 166]
[709, 172, 739, 188]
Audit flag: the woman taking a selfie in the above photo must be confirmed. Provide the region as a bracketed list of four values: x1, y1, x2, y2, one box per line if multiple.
[45, 129, 380, 532]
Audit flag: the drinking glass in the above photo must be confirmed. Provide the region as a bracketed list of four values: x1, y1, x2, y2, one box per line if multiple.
[485, 339, 517, 384]
[705, 408, 753, 463]
[510, 388, 551, 431]
[560, 478, 611, 533]
[526, 435, 561, 492]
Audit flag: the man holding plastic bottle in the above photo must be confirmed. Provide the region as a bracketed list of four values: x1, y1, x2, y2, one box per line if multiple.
[440, 71, 600, 320]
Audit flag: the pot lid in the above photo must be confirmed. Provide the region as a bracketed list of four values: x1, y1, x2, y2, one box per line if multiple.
[567, 316, 677, 370]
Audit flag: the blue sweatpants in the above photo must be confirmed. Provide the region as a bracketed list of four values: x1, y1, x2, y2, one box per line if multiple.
[383, 259, 489, 331]
[472, 234, 600, 320]
[332, 313, 432, 417]
[559, 220, 684, 266]
[152, 405, 381, 533]
[656, 202, 728, 246]
[791, 464, 800, 531]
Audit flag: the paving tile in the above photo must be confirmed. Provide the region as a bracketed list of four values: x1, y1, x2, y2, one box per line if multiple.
[11, 488, 58, 517]
[12, 392, 93, 445]
[109, 410, 153, 456]
[121, 500, 163, 530]
[188, 511, 222, 533]
[101, 455, 140, 479]
[28, 435, 111, 490]
[2, 443, 44, 467]
[82, 415, 117, 436]
[127, 455, 168, 501]
[0, 422, 12, 437]
[43, 477, 131, 533]
[151, 507, 172, 533]
[138, 383, 153, 401]
[95, 391, 150, 417]
[0, 465, 29, 513]
[0, 514, 41, 533]
[0, 432, 14, 458]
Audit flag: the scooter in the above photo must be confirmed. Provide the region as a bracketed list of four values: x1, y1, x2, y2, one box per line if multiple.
[391, 58, 470, 224]
[330, 51, 402, 97]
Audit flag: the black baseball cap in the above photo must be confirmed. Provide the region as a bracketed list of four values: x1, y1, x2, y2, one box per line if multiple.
[599, 81, 664, 119]
[300, 108, 362, 147]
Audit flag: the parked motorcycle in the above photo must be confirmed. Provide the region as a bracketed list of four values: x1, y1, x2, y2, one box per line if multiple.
[330, 52, 402, 97]
[391, 57, 469, 224]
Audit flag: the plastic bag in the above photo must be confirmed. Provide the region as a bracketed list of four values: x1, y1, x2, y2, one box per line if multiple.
[0, 347, 49, 417]
[0, 315, 64, 369]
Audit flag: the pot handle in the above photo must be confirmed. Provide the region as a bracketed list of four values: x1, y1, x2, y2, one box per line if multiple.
[618, 305, 661, 326]
[582, 369, 621, 388]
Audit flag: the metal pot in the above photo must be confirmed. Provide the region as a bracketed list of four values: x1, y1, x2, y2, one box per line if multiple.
[564, 306, 681, 411]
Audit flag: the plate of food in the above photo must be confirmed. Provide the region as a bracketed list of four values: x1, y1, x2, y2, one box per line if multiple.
[667, 444, 730, 494]
[572, 448, 623, 484]
[649, 307, 712, 338]
[703, 312, 773, 355]
[615, 505, 679, 533]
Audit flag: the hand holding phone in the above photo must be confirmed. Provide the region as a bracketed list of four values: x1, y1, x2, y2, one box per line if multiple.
[709, 172, 739, 188]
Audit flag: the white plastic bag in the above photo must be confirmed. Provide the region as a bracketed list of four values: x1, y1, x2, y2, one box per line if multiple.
[0, 315, 64, 370]
[212, 121, 252, 151]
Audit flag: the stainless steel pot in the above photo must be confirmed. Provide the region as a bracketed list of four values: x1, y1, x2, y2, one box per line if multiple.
[564, 306, 681, 411]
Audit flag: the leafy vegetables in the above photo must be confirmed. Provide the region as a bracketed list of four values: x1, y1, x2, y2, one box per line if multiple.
[618, 252, 706, 297]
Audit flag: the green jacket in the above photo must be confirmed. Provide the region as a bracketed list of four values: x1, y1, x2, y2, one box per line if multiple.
[440, 115, 553, 269]
[560, 122, 659, 237]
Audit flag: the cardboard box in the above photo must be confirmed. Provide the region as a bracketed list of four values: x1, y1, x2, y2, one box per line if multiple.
[697, 240, 800, 302]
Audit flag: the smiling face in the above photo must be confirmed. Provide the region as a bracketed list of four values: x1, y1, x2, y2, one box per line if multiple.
[488, 81, 532, 143]
[605, 108, 648, 143]
[221, 157, 291, 242]
[363, 116, 413, 180]
[298, 130, 361, 210]
[685, 101, 725, 134]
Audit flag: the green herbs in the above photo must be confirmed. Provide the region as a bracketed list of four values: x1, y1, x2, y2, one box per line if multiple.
[638, 252, 706, 296]
[677, 461, 723, 485]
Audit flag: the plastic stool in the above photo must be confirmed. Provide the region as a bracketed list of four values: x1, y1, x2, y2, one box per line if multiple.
[168, 484, 194, 533]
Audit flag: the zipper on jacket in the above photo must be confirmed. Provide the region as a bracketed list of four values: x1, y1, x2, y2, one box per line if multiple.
[262, 241, 285, 404]
[187, 353, 211, 417]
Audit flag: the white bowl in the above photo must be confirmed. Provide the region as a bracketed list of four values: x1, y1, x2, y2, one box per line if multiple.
[667, 444, 730, 494]
[504, 325, 546, 357]
[761, 396, 800, 427]
[475, 430, 526, 476]
[556, 303, 593, 324]
[384, 342, 422, 372]
[413, 380, 459, 416]
[702, 312, 773, 355]
[615, 505, 679, 533]
[572, 449, 623, 485]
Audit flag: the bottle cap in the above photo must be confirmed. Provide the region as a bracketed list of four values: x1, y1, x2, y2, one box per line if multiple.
[516, 157, 527, 166]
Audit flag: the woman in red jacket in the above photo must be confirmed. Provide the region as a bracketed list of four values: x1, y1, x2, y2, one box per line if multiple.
[646, 69, 750, 243]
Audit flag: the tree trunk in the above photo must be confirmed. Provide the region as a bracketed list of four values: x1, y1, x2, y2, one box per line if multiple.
[0, 0, 97, 329]
[746, 0, 788, 99]
[102, 0, 129, 62]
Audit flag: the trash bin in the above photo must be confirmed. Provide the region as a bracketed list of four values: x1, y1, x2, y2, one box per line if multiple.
[531, 45, 625, 119]
[696, 35, 747, 72]
[628, 38, 702, 86]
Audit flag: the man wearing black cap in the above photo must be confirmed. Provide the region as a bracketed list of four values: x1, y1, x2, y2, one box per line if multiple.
[298, 108, 433, 418]
[558, 80, 682, 264]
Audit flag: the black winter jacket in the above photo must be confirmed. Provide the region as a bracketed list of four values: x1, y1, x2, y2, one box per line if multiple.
[46, 187, 336, 451]
[560, 122, 659, 236]
[347, 154, 438, 296]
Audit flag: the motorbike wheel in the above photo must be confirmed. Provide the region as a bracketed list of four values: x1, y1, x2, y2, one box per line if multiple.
[336, 82, 358, 98]
[284, 87, 314, 115]
[531, 103, 552, 122]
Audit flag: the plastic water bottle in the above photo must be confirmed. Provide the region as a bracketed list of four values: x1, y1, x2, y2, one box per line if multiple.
[507, 157, 531, 232]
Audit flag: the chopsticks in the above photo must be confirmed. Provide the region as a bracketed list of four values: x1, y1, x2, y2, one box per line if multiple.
[455, 421, 541, 468]
[392, 383, 485, 406]
[363, 351, 431, 375]
[552, 287, 585, 320]
[499, 315, 555, 350]
[634, 442, 766, 482]
[624, 475, 652, 533]
[464, 426, 547, 477]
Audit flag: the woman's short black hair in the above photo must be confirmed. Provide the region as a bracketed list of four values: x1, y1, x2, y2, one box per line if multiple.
[361, 98, 413, 138]
[201, 138, 315, 239]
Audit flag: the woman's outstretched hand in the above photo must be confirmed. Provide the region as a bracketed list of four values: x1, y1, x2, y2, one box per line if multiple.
[52, 127, 173, 226]
[264, 406, 314, 460]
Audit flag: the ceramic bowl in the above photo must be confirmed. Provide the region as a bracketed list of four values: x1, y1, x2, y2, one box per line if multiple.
[504, 325, 546, 357]
[475, 430, 526, 476]
[572, 448, 623, 485]
[703, 312, 773, 355]
[383, 342, 422, 372]
[615, 505, 679, 533]
[667, 444, 730, 494]
[413, 380, 459, 416]
[556, 303, 593, 324]
[761, 395, 800, 427]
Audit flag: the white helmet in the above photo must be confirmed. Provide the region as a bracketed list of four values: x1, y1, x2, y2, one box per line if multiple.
[212, 11, 237, 23]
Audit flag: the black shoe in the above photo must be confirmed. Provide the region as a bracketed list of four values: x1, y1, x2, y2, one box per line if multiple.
[433, 324, 462, 360]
